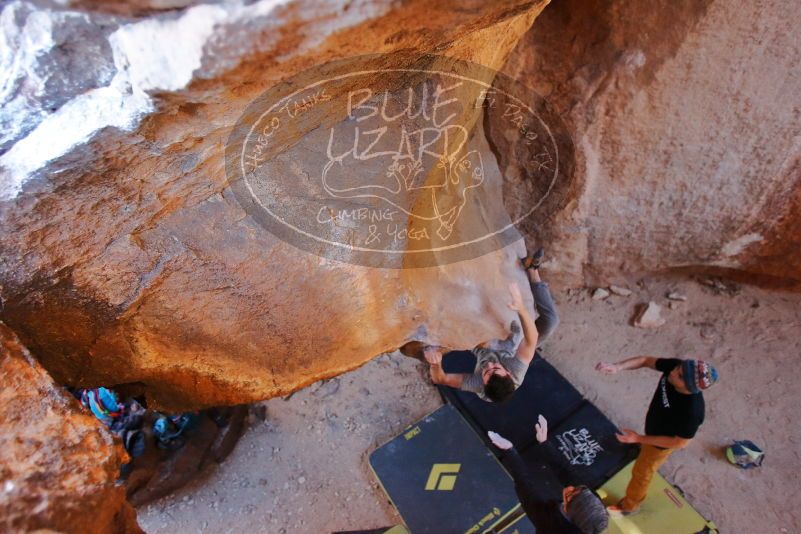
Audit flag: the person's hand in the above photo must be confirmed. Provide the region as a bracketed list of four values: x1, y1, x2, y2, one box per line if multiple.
[507, 283, 525, 312]
[595, 361, 620, 375]
[615, 428, 640, 444]
[535, 414, 548, 443]
[423, 346, 442, 366]
[488, 431, 513, 450]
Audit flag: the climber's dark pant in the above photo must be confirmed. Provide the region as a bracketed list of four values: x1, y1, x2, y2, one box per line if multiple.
[531, 281, 559, 346]
[495, 280, 559, 351]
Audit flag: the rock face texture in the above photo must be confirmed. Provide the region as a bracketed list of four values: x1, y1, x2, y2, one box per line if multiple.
[0, 0, 551, 409]
[1, 0, 800, 412]
[0, 322, 142, 534]
[502, 0, 801, 287]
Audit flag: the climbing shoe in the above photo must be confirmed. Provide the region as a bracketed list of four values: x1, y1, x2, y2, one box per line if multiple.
[521, 247, 545, 270]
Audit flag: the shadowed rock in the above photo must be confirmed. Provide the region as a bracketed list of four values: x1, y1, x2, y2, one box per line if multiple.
[124, 406, 248, 507]
[502, 0, 801, 288]
[0, 322, 142, 534]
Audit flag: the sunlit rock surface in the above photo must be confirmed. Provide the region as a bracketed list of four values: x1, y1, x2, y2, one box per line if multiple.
[0, 322, 142, 534]
[0, 0, 550, 409]
[1, 0, 800, 411]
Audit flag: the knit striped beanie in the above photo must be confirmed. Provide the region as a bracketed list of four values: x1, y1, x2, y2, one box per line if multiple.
[682, 359, 719, 393]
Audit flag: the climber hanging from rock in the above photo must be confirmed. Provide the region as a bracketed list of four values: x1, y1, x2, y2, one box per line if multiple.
[405, 247, 560, 402]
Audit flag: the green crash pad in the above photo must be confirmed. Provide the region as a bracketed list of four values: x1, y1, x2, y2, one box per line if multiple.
[598, 461, 718, 534]
[369, 405, 534, 534]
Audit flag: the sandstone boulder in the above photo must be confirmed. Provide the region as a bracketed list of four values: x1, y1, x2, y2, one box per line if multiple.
[0, 322, 142, 534]
[0, 0, 551, 409]
[502, 0, 801, 288]
[2, 0, 801, 414]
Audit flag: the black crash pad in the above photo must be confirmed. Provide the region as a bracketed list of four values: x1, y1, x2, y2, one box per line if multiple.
[439, 351, 585, 451]
[501, 450, 565, 503]
[520, 401, 637, 489]
[369, 405, 527, 534]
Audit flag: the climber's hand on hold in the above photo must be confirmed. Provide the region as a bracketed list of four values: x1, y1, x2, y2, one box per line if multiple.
[423, 346, 442, 366]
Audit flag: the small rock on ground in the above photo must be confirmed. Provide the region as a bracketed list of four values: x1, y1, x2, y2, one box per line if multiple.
[633, 301, 666, 328]
[609, 285, 632, 297]
[592, 288, 610, 300]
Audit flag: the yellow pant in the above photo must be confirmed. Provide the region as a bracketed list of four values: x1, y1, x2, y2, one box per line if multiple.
[620, 444, 674, 511]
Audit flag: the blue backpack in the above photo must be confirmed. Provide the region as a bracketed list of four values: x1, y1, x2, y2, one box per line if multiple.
[80, 388, 122, 426]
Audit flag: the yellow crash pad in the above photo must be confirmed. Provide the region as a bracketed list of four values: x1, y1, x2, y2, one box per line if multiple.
[597, 461, 718, 534]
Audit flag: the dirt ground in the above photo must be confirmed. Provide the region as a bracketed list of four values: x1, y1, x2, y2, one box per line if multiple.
[138, 273, 801, 533]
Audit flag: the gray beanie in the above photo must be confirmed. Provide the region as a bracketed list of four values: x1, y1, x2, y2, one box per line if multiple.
[565, 488, 609, 534]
